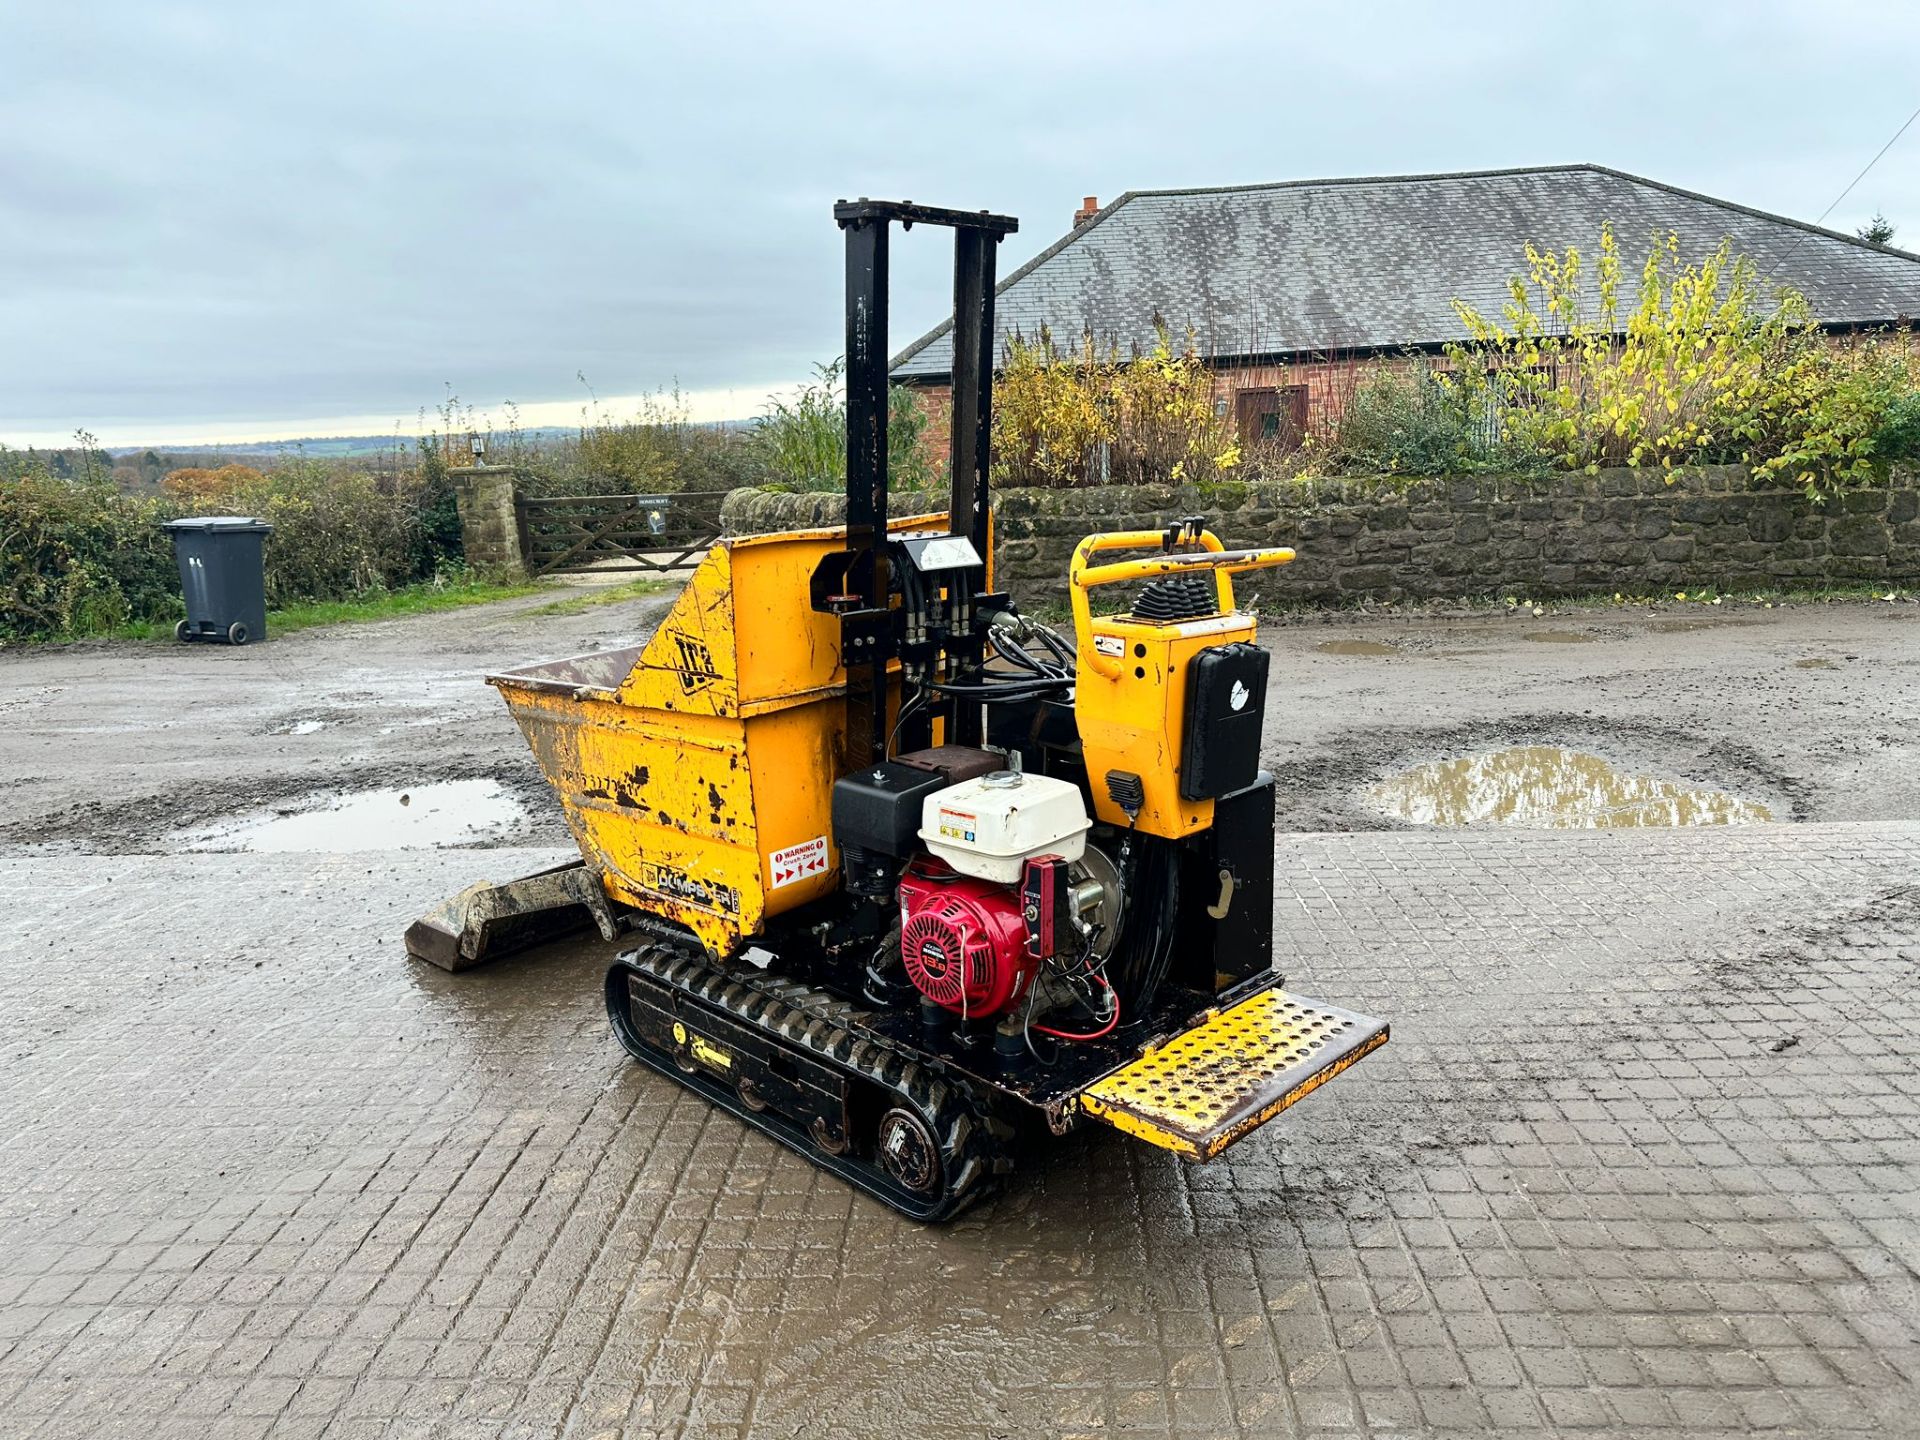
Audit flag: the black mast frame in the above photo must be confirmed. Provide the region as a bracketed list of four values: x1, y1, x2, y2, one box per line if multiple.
[830, 199, 1017, 769]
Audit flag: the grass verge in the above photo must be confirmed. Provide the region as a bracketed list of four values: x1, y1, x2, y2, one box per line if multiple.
[525, 577, 674, 616]
[267, 578, 553, 635]
[104, 574, 552, 642]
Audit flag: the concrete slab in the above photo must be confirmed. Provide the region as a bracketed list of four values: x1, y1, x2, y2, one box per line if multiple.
[3, 823, 1918, 1436]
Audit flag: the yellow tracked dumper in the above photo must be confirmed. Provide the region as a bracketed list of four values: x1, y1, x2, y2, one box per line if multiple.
[412, 200, 1387, 1219]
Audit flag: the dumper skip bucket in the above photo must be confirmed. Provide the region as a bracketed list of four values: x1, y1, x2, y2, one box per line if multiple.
[490, 522, 928, 956]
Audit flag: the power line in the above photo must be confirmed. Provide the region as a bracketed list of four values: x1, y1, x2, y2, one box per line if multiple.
[1767, 99, 1920, 281]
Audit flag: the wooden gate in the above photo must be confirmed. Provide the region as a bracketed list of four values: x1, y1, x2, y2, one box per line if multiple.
[516, 490, 728, 576]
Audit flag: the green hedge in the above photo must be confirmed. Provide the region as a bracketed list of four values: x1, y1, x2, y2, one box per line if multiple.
[0, 456, 465, 642]
[0, 472, 178, 638]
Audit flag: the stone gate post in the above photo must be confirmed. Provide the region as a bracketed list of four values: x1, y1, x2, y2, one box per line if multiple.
[450, 465, 527, 577]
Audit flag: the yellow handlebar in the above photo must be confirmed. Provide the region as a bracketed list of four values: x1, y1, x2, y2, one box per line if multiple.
[1069, 528, 1295, 679]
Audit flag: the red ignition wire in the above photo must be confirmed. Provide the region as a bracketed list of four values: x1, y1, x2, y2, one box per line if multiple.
[1032, 976, 1120, 1041]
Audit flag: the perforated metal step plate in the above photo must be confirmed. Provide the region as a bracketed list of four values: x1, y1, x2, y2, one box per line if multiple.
[1077, 990, 1388, 1160]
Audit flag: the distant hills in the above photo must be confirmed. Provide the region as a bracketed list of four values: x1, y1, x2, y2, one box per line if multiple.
[100, 419, 753, 462]
[104, 427, 581, 461]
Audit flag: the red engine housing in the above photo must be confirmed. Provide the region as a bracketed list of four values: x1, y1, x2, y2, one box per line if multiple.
[897, 864, 1034, 1016]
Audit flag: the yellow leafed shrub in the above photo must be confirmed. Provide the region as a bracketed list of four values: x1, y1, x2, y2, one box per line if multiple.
[992, 327, 1239, 487]
[1446, 226, 1920, 496]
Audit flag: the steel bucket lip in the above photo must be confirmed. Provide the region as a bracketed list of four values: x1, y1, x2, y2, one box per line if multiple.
[486, 644, 646, 698]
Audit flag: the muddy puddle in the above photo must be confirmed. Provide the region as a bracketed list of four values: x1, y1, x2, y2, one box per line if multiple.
[1316, 639, 1400, 656]
[1367, 745, 1774, 828]
[180, 780, 527, 852]
[1523, 630, 1598, 644]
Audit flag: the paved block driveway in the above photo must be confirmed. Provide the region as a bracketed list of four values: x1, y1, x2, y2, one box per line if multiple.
[4, 823, 1919, 1438]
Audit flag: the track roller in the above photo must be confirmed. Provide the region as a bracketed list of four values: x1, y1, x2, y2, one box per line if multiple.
[605, 941, 1014, 1222]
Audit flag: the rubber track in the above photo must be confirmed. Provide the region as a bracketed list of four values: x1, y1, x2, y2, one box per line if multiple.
[611, 942, 1015, 1222]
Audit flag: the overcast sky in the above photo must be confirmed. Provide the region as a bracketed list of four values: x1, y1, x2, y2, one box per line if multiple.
[6, 1, 1920, 447]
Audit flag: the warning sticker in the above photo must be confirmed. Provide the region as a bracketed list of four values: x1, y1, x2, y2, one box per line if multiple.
[936, 807, 979, 843]
[769, 835, 829, 888]
[1094, 635, 1125, 657]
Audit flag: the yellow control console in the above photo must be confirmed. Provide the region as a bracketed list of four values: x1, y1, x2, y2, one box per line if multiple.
[1068, 528, 1294, 837]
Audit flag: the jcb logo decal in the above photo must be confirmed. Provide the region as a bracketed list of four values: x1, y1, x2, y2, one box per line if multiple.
[670, 631, 720, 694]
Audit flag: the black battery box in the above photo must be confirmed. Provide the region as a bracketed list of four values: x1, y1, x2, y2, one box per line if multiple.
[1179, 642, 1269, 801]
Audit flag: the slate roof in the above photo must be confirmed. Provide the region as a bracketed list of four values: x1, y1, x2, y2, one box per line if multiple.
[891, 164, 1920, 382]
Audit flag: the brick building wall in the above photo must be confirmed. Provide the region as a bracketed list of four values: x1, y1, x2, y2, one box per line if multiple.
[906, 386, 953, 461]
[1202, 354, 1397, 447]
[902, 349, 1407, 469]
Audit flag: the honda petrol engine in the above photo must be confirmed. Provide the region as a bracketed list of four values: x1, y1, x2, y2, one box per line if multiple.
[897, 864, 1033, 1015]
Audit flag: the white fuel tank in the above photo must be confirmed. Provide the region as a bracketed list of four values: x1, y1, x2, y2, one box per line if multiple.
[919, 771, 1090, 884]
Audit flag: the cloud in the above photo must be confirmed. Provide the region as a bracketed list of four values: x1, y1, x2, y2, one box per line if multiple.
[6, 0, 1920, 445]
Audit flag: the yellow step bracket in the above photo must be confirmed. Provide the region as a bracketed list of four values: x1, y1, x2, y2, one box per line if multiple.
[1078, 989, 1388, 1160]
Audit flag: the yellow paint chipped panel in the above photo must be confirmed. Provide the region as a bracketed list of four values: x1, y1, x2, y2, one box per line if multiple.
[1078, 990, 1388, 1160]
[618, 544, 742, 716]
[489, 513, 990, 956]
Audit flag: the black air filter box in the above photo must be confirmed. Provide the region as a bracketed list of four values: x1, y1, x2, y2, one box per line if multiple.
[832, 761, 949, 858]
[1180, 643, 1269, 801]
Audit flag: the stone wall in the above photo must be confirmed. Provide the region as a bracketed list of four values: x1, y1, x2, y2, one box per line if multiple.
[450, 466, 525, 576]
[722, 466, 1920, 607]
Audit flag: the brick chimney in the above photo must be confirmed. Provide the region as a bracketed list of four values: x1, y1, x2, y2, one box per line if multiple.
[1073, 195, 1099, 227]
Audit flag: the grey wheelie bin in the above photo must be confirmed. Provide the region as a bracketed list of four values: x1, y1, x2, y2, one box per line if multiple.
[164, 516, 273, 644]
